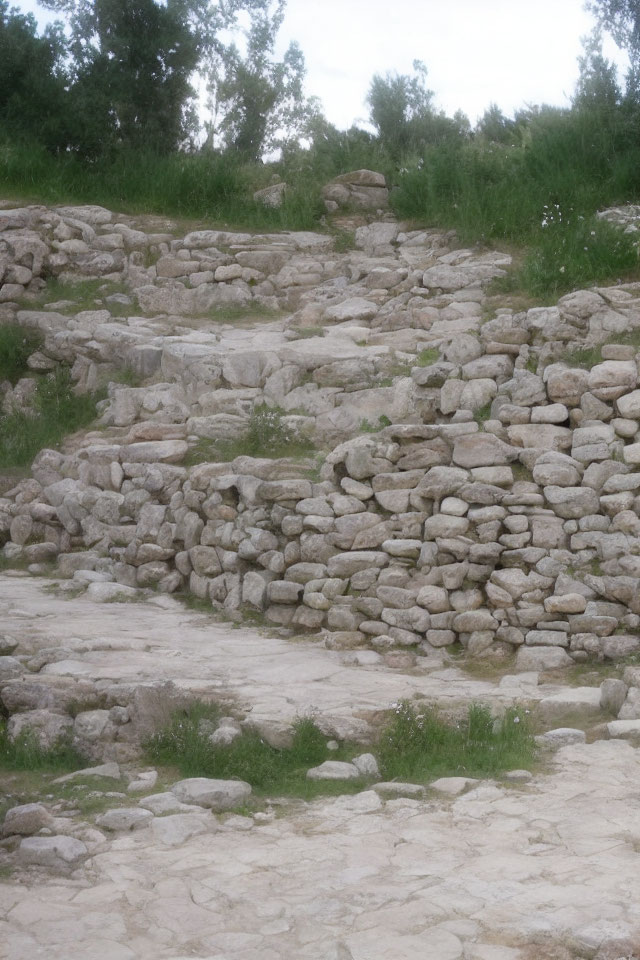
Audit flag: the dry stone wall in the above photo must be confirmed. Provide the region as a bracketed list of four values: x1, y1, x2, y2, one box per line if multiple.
[3, 196, 640, 672]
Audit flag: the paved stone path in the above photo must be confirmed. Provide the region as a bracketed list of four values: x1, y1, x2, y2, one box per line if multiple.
[1, 575, 570, 741]
[2, 738, 640, 959]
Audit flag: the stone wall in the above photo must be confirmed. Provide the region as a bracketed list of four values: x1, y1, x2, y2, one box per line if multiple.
[3, 200, 640, 670]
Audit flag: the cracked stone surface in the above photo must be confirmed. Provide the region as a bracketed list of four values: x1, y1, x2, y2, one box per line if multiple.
[2, 576, 555, 740]
[2, 739, 640, 959]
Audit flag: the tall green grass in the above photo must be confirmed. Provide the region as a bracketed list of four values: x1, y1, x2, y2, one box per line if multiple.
[0, 324, 43, 384]
[0, 718, 85, 773]
[146, 698, 536, 800]
[3, 104, 640, 294]
[378, 701, 535, 781]
[0, 367, 102, 468]
[0, 141, 323, 230]
[392, 107, 640, 295]
[145, 702, 365, 799]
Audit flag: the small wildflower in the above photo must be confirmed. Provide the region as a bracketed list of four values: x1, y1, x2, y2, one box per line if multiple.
[559, 266, 565, 273]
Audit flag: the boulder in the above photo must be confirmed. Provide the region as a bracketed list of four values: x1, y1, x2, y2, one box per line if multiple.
[2, 803, 53, 837]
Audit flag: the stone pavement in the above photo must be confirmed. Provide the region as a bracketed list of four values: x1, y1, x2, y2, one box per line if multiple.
[2, 738, 640, 960]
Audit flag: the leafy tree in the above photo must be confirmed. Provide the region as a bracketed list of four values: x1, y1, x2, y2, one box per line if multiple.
[476, 104, 518, 144]
[573, 28, 621, 110]
[205, 0, 317, 161]
[39, 0, 209, 153]
[366, 60, 465, 161]
[587, 0, 640, 59]
[586, 0, 640, 104]
[0, 2, 69, 150]
[366, 60, 435, 160]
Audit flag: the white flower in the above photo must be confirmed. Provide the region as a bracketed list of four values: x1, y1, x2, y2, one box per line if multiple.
[559, 266, 565, 273]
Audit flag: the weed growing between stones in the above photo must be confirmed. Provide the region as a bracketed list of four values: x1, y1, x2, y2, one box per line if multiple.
[0, 719, 85, 774]
[360, 415, 392, 433]
[20, 277, 130, 314]
[186, 404, 315, 464]
[330, 228, 357, 253]
[0, 324, 43, 384]
[415, 348, 440, 367]
[473, 402, 493, 425]
[145, 704, 367, 800]
[378, 701, 536, 782]
[0, 367, 103, 468]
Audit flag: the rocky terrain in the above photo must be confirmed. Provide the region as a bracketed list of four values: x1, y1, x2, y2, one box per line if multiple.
[2, 180, 640, 958]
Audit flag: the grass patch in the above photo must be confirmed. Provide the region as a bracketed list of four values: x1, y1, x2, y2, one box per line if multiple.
[186, 404, 314, 465]
[330, 228, 357, 253]
[145, 703, 366, 800]
[0, 769, 131, 824]
[415, 348, 440, 367]
[0, 367, 102, 468]
[379, 701, 536, 781]
[107, 366, 144, 388]
[0, 324, 43, 384]
[561, 344, 603, 369]
[392, 107, 640, 297]
[22, 277, 130, 314]
[512, 462, 534, 483]
[516, 216, 640, 299]
[607, 328, 640, 349]
[0, 718, 85, 774]
[146, 698, 535, 801]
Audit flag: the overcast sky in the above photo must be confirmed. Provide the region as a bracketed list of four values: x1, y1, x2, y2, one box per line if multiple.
[19, 0, 629, 127]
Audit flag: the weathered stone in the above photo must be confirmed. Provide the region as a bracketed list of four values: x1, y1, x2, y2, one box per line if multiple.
[600, 678, 628, 715]
[171, 778, 251, 810]
[515, 646, 573, 670]
[95, 808, 154, 831]
[452, 434, 516, 468]
[306, 761, 361, 781]
[2, 803, 53, 837]
[19, 835, 88, 871]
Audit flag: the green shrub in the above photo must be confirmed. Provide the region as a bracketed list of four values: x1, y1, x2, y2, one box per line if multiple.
[378, 701, 535, 781]
[0, 324, 42, 384]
